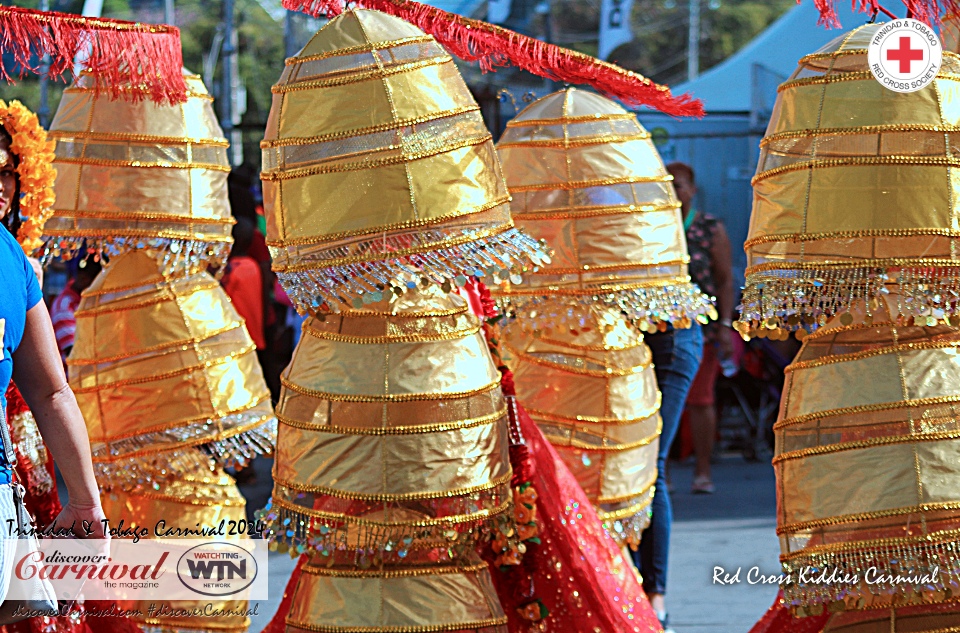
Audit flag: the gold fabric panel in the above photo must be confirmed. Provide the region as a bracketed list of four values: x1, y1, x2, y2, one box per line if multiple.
[739, 23, 960, 336]
[264, 288, 513, 556]
[70, 252, 270, 442]
[68, 251, 275, 486]
[260, 10, 546, 314]
[43, 70, 233, 267]
[822, 602, 960, 631]
[773, 322, 960, 613]
[493, 87, 712, 329]
[102, 462, 249, 633]
[285, 558, 507, 632]
[502, 302, 661, 546]
[263, 11, 505, 247]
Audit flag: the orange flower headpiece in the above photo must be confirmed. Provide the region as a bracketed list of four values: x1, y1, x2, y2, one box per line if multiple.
[0, 100, 56, 254]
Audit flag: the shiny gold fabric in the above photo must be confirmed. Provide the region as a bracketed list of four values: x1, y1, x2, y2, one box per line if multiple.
[263, 287, 512, 560]
[283, 557, 507, 633]
[260, 9, 545, 314]
[821, 601, 960, 631]
[69, 250, 276, 490]
[502, 301, 660, 546]
[738, 24, 960, 337]
[494, 88, 713, 329]
[102, 461, 250, 633]
[774, 321, 960, 614]
[40, 70, 233, 272]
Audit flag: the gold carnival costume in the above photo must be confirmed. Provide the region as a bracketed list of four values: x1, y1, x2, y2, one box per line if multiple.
[739, 24, 960, 624]
[257, 10, 546, 632]
[42, 71, 276, 633]
[493, 88, 713, 545]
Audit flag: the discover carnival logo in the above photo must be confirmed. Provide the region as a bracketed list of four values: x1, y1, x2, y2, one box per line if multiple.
[176, 542, 258, 597]
[868, 19, 942, 93]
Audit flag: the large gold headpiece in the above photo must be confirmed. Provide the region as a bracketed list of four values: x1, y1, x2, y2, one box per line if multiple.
[494, 88, 713, 331]
[39, 70, 233, 273]
[261, 9, 547, 314]
[69, 250, 276, 490]
[739, 24, 960, 339]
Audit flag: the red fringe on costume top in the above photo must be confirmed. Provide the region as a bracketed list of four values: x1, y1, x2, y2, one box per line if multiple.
[0, 6, 188, 104]
[1, 382, 144, 633]
[281, 0, 702, 117]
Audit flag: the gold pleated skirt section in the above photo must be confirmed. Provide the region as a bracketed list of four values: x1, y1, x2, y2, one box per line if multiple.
[776, 322, 960, 615]
[263, 288, 508, 632]
[502, 303, 660, 547]
[283, 555, 506, 633]
[101, 459, 249, 633]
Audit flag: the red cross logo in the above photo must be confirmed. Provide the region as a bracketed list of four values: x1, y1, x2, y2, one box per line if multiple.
[887, 36, 925, 74]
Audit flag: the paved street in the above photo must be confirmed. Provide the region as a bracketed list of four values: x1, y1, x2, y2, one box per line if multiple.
[238, 455, 781, 633]
[666, 458, 781, 633]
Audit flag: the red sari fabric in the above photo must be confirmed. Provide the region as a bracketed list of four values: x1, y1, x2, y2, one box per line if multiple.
[490, 383, 661, 632]
[748, 593, 830, 633]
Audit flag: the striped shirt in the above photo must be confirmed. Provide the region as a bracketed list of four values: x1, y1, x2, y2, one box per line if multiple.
[50, 285, 80, 361]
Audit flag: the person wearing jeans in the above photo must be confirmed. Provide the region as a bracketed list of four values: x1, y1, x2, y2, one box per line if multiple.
[633, 322, 703, 631]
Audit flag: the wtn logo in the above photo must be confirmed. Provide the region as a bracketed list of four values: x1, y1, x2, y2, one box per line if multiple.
[185, 559, 247, 581]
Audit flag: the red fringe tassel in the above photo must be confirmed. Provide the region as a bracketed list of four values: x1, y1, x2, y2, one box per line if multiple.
[281, 0, 703, 117]
[0, 6, 188, 104]
[809, 0, 960, 26]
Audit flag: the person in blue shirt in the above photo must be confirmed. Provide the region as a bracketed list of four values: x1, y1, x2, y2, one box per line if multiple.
[0, 122, 106, 540]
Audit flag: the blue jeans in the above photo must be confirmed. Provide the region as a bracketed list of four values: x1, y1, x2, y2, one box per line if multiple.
[633, 323, 703, 596]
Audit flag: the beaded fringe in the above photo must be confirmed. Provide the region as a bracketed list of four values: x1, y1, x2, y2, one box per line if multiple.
[276, 228, 549, 314]
[501, 282, 716, 332]
[739, 266, 960, 339]
[602, 508, 652, 550]
[256, 497, 514, 565]
[781, 539, 960, 616]
[93, 415, 277, 491]
[36, 235, 231, 276]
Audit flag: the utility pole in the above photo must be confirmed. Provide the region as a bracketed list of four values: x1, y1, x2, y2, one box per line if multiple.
[284, 10, 298, 59]
[687, 0, 700, 81]
[38, 0, 51, 127]
[221, 0, 239, 165]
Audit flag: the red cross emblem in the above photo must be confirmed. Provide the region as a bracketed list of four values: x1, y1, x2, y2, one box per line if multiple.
[887, 36, 925, 74]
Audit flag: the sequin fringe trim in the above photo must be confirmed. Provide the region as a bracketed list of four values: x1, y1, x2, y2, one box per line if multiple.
[36, 235, 231, 276]
[92, 414, 277, 491]
[275, 228, 549, 315]
[738, 266, 960, 338]
[780, 538, 960, 616]
[601, 505, 652, 550]
[500, 283, 716, 332]
[256, 493, 514, 565]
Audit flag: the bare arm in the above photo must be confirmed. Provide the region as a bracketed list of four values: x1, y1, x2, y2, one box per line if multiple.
[709, 222, 735, 323]
[12, 302, 100, 508]
[709, 222, 735, 357]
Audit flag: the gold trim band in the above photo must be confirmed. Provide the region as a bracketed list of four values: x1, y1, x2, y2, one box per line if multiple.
[279, 378, 501, 403]
[276, 407, 506, 436]
[273, 470, 512, 502]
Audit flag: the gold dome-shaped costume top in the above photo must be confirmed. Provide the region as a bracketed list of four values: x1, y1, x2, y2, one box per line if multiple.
[495, 88, 713, 330]
[39, 70, 233, 272]
[502, 301, 661, 546]
[739, 24, 960, 338]
[70, 250, 277, 490]
[261, 9, 547, 314]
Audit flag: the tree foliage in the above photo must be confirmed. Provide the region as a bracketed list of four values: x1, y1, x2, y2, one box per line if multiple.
[552, 0, 795, 85]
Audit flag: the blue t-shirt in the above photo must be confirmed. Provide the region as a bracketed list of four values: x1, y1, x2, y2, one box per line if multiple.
[0, 228, 43, 483]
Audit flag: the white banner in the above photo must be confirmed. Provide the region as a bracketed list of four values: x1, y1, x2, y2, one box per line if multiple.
[2, 538, 269, 602]
[488, 0, 512, 24]
[598, 0, 634, 60]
